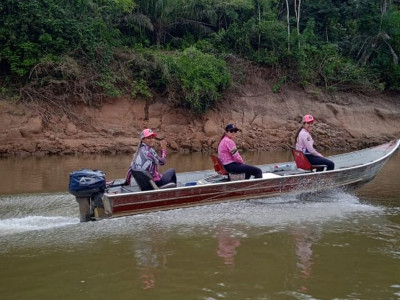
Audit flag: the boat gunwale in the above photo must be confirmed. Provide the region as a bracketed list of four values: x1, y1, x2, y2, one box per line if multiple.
[105, 139, 400, 199]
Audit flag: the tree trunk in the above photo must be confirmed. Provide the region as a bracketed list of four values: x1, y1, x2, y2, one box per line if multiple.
[294, 0, 301, 48]
[285, 0, 290, 52]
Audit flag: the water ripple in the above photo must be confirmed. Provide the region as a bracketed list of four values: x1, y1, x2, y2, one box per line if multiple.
[0, 190, 387, 254]
[0, 215, 78, 236]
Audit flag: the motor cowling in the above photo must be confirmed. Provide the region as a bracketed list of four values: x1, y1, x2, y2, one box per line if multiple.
[68, 169, 106, 222]
[68, 169, 106, 197]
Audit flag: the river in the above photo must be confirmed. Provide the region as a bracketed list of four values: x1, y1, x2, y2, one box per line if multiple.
[0, 150, 399, 300]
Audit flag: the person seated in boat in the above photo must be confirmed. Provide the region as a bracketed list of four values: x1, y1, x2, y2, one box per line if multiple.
[295, 114, 335, 171]
[130, 128, 177, 187]
[218, 124, 262, 179]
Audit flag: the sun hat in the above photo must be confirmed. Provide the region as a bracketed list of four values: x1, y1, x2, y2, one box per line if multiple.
[225, 124, 241, 132]
[140, 128, 157, 139]
[302, 114, 315, 123]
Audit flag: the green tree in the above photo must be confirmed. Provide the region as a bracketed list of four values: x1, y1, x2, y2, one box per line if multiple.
[0, 0, 135, 77]
[159, 47, 230, 113]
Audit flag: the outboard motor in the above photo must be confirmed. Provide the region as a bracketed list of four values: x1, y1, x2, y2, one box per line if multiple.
[68, 169, 106, 222]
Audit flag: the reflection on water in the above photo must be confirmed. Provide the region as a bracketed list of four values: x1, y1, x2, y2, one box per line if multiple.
[134, 229, 168, 290]
[291, 224, 322, 294]
[0, 151, 399, 299]
[216, 226, 242, 266]
[292, 226, 320, 278]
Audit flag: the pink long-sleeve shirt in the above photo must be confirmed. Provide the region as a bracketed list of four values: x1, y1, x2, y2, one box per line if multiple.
[296, 128, 323, 157]
[218, 136, 244, 165]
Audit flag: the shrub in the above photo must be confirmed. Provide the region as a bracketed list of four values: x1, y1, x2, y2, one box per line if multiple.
[159, 47, 231, 113]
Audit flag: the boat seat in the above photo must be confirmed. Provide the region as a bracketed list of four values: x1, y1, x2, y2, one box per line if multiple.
[130, 169, 176, 191]
[291, 149, 327, 172]
[210, 155, 245, 181]
[124, 168, 133, 185]
[210, 154, 229, 176]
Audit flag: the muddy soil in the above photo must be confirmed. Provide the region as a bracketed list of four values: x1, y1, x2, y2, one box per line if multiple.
[0, 80, 399, 156]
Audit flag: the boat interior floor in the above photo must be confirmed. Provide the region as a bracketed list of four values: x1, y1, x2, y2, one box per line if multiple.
[271, 169, 310, 176]
[116, 169, 314, 193]
[121, 186, 140, 193]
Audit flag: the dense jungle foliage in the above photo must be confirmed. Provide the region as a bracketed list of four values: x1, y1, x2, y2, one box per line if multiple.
[0, 0, 399, 114]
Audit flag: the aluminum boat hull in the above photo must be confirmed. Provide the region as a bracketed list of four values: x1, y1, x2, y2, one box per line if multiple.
[94, 140, 399, 219]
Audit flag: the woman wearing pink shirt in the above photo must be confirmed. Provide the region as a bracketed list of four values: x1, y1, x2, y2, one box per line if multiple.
[218, 124, 262, 179]
[295, 115, 334, 171]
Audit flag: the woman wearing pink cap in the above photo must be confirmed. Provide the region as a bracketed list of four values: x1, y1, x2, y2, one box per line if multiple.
[218, 124, 262, 179]
[295, 115, 334, 171]
[130, 128, 177, 186]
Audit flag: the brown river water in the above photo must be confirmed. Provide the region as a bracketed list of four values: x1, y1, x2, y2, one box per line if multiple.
[0, 150, 399, 300]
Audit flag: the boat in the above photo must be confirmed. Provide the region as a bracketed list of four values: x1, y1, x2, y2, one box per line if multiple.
[69, 139, 400, 222]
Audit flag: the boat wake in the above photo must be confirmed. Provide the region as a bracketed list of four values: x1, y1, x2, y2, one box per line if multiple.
[147, 189, 382, 229]
[0, 215, 78, 236]
[0, 189, 383, 253]
[0, 193, 79, 237]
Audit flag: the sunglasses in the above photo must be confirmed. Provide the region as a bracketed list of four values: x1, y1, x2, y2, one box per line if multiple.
[229, 129, 238, 133]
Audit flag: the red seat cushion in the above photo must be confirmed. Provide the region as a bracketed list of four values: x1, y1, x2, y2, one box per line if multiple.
[210, 155, 229, 175]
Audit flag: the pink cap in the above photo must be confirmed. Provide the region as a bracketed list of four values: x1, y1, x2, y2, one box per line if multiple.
[302, 114, 315, 123]
[140, 128, 157, 139]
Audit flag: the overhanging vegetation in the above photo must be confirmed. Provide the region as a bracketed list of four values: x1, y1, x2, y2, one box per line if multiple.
[1, 0, 399, 115]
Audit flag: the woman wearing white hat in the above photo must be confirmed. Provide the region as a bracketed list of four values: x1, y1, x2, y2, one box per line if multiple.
[295, 115, 334, 170]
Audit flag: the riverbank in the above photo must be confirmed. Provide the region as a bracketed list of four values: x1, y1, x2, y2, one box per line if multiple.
[0, 78, 399, 156]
